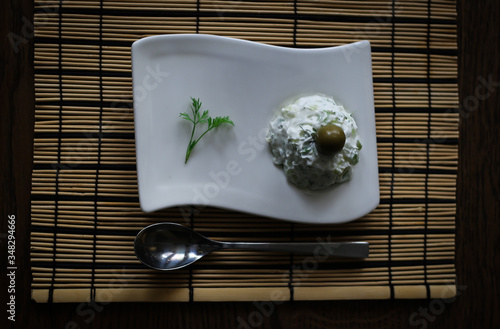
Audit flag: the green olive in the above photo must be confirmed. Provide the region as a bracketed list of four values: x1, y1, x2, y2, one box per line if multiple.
[315, 124, 346, 155]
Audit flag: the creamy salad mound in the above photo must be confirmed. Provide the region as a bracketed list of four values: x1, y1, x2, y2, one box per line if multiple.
[266, 94, 362, 190]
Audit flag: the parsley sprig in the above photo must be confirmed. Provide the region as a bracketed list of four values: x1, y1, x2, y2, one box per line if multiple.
[180, 97, 234, 163]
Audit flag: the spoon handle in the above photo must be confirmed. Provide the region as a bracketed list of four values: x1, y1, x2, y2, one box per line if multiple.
[218, 241, 369, 258]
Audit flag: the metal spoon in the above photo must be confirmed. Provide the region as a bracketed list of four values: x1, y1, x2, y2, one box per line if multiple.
[134, 222, 369, 271]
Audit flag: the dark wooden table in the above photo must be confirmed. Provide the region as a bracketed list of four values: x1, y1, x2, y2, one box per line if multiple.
[1, 0, 499, 328]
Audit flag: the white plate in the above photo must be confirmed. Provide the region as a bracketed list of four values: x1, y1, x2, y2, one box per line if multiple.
[132, 34, 379, 224]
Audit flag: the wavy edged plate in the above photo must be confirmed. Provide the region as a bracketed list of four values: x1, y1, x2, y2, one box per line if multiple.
[132, 34, 379, 224]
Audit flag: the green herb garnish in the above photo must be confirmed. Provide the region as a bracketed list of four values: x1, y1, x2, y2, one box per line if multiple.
[180, 97, 234, 163]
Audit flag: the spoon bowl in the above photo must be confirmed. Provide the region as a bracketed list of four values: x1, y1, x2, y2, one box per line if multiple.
[134, 222, 369, 271]
[134, 222, 220, 271]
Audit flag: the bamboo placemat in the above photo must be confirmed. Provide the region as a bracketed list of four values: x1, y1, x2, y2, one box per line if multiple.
[31, 0, 458, 302]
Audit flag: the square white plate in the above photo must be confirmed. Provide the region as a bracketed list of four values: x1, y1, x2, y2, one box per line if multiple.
[132, 34, 379, 224]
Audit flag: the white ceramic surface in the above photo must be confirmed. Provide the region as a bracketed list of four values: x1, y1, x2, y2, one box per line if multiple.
[132, 34, 379, 224]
